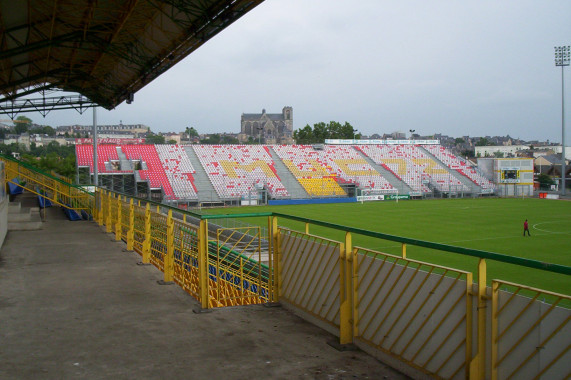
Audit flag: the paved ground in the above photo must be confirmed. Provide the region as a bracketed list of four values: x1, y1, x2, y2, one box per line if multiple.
[0, 200, 409, 380]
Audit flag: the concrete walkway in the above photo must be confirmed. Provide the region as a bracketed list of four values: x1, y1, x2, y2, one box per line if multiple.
[0, 205, 409, 379]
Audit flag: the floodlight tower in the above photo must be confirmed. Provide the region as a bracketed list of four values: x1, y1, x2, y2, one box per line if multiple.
[555, 45, 570, 195]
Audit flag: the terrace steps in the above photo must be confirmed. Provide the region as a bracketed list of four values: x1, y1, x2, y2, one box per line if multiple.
[354, 147, 412, 194]
[8, 193, 42, 231]
[183, 146, 221, 204]
[417, 146, 479, 192]
[268, 146, 308, 199]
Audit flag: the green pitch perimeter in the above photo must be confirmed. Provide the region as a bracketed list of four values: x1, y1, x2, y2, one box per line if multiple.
[206, 198, 571, 296]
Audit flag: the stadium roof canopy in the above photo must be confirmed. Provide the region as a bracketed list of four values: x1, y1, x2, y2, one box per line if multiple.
[0, 0, 263, 116]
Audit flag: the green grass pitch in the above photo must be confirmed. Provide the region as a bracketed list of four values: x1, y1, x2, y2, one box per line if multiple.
[205, 198, 571, 296]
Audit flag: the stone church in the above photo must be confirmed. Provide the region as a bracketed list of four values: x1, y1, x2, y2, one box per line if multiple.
[238, 107, 293, 144]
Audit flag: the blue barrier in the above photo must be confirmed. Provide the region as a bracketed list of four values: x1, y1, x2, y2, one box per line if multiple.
[268, 197, 357, 206]
[8, 178, 24, 195]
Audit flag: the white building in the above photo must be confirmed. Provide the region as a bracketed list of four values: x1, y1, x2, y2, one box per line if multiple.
[548, 146, 571, 160]
[475, 145, 529, 158]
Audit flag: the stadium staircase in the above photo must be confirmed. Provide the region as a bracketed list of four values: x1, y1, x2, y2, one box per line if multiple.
[268, 147, 309, 199]
[417, 146, 480, 193]
[183, 146, 222, 204]
[8, 193, 42, 231]
[354, 148, 412, 194]
[116, 146, 134, 171]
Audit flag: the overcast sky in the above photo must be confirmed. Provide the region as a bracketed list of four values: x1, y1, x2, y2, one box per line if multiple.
[23, 0, 571, 144]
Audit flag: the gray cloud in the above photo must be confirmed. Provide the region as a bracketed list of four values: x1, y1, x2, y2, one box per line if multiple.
[21, 0, 571, 143]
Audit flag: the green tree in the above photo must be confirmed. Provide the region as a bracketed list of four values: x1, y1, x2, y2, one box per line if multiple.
[200, 134, 221, 144]
[476, 138, 489, 146]
[537, 173, 554, 189]
[293, 125, 315, 144]
[167, 139, 177, 144]
[145, 134, 165, 144]
[455, 137, 465, 145]
[14, 116, 32, 134]
[43, 126, 56, 136]
[221, 135, 239, 144]
[293, 121, 359, 144]
[186, 127, 199, 138]
[312, 122, 328, 142]
[460, 149, 474, 158]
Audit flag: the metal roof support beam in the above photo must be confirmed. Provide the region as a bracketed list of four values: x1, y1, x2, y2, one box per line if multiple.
[0, 95, 96, 117]
[0, 0, 266, 110]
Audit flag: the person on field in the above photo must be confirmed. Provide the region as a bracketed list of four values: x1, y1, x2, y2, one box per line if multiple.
[523, 219, 531, 236]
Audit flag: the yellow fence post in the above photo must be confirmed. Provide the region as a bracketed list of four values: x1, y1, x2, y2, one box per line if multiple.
[142, 204, 151, 264]
[115, 195, 122, 241]
[97, 190, 104, 226]
[305, 222, 309, 234]
[105, 192, 112, 233]
[267, 216, 273, 302]
[163, 210, 174, 282]
[126, 199, 134, 251]
[339, 231, 353, 345]
[198, 219, 209, 309]
[270, 216, 280, 302]
[470, 258, 487, 379]
[401, 243, 406, 259]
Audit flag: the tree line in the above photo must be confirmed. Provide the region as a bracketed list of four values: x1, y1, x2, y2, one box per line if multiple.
[293, 121, 360, 144]
[1, 116, 76, 177]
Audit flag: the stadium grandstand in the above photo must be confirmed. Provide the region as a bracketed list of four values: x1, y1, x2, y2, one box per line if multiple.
[75, 143, 495, 206]
[2, 1, 568, 378]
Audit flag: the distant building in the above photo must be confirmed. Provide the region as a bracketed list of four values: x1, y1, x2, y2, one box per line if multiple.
[58, 123, 149, 137]
[535, 154, 569, 175]
[549, 145, 571, 160]
[475, 145, 529, 158]
[161, 132, 182, 144]
[238, 107, 293, 144]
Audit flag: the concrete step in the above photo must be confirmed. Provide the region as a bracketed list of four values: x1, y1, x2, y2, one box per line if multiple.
[8, 205, 42, 231]
[8, 202, 21, 213]
[8, 207, 39, 222]
[8, 219, 42, 231]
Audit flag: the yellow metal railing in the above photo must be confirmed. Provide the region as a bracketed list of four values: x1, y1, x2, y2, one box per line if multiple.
[354, 247, 472, 379]
[278, 228, 342, 331]
[491, 280, 570, 380]
[267, 213, 570, 380]
[92, 187, 571, 380]
[1, 154, 94, 214]
[97, 190, 272, 309]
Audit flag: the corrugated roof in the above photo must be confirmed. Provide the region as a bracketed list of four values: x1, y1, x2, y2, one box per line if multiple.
[0, 0, 264, 110]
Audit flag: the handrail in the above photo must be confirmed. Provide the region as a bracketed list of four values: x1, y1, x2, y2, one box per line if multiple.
[41, 182, 569, 278]
[200, 210, 571, 276]
[0, 153, 92, 196]
[272, 212, 570, 275]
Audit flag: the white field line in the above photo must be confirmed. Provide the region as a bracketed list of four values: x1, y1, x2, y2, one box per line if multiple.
[367, 229, 567, 252]
[532, 222, 571, 235]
